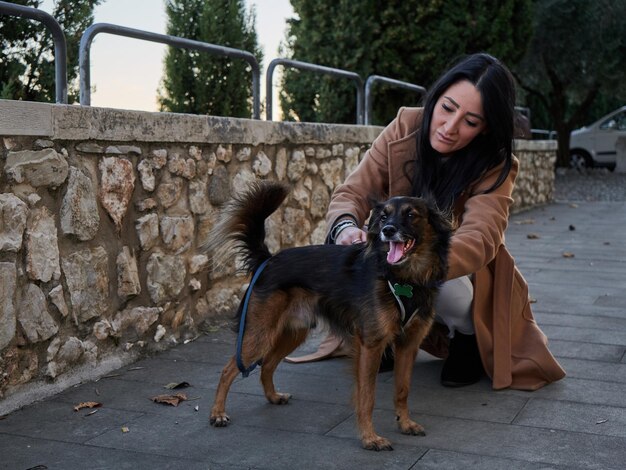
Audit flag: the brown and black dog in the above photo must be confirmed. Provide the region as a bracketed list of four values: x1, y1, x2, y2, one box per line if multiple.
[204, 181, 451, 450]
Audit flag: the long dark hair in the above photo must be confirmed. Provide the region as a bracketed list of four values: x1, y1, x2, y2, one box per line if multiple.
[411, 53, 515, 210]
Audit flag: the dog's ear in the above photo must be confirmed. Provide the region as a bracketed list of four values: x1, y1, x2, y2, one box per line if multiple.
[367, 201, 385, 233]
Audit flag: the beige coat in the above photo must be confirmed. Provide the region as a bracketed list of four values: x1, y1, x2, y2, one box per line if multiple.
[326, 107, 565, 391]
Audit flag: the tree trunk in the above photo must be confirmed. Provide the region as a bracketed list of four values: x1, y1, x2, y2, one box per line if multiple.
[555, 124, 572, 168]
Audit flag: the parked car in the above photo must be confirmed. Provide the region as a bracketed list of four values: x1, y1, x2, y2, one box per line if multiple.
[570, 106, 626, 170]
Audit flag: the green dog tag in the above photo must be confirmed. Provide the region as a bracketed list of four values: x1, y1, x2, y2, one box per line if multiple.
[393, 283, 413, 298]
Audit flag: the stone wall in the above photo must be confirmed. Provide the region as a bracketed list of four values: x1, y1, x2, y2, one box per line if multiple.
[0, 100, 556, 413]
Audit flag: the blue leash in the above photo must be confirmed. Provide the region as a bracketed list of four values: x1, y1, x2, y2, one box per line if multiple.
[236, 258, 270, 377]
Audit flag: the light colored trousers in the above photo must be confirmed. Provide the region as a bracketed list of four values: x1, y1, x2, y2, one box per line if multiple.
[434, 275, 474, 337]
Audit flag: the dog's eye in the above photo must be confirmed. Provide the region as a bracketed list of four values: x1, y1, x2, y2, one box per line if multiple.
[380, 214, 387, 222]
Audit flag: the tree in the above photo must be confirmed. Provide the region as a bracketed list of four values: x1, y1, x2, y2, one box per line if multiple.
[158, 0, 263, 118]
[0, 0, 101, 103]
[513, 0, 626, 167]
[280, 0, 532, 125]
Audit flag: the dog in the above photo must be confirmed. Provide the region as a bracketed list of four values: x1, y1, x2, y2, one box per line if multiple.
[204, 181, 451, 450]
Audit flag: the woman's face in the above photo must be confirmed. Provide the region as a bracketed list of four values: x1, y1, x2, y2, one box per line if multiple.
[429, 80, 487, 155]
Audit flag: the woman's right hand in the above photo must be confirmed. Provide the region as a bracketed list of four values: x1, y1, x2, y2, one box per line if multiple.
[335, 226, 367, 245]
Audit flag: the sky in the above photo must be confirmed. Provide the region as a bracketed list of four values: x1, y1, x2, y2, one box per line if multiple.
[40, 0, 294, 115]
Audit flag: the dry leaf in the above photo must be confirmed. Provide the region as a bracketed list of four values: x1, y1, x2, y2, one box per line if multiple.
[569, 203, 578, 208]
[84, 410, 99, 417]
[164, 381, 190, 390]
[151, 393, 188, 407]
[529, 297, 537, 304]
[514, 218, 535, 225]
[73, 401, 102, 412]
[526, 233, 540, 239]
[122, 426, 130, 433]
[596, 418, 608, 424]
[562, 252, 575, 258]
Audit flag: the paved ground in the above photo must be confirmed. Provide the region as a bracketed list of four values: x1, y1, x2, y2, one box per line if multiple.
[2, 197, 626, 469]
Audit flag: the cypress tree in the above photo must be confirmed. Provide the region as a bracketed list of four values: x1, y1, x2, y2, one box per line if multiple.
[280, 0, 532, 125]
[159, 0, 263, 118]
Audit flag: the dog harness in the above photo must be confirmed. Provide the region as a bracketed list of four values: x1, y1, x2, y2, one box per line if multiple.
[387, 279, 443, 329]
[236, 258, 270, 377]
[388, 281, 420, 328]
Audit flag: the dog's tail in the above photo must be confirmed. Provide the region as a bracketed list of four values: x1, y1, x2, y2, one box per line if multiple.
[203, 181, 290, 275]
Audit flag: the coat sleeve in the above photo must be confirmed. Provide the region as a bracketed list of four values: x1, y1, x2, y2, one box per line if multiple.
[447, 157, 519, 280]
[325, 107, 417, 234]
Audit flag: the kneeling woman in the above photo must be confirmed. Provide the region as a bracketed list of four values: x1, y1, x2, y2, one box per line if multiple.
[288, 53, 565, 390]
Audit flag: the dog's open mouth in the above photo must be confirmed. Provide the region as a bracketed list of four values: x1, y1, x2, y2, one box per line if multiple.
[386, 239, 415, 264]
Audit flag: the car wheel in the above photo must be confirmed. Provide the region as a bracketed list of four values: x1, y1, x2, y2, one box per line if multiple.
[570, 150, 593, 171]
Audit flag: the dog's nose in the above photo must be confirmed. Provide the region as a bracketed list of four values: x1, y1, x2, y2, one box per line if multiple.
[382, 225, 397, 238]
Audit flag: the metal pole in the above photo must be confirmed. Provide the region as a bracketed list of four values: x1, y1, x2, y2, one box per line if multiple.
[0, 1, 68, 103]
[266, 58, 364, 124]
[79, 23, 261, 118]
[364, 75, 426, 125]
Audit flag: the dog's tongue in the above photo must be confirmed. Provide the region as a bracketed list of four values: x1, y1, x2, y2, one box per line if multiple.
[387, 241, 404, 264]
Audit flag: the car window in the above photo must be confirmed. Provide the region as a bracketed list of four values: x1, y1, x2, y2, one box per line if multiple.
[600, 111, 626, 130]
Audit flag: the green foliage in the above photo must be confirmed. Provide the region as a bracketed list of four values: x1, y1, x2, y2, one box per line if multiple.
[280, 0, 532, 125]
[158, 0, 263, 118]
[513, 0, 626, 166]
[0, 0, 101, 103]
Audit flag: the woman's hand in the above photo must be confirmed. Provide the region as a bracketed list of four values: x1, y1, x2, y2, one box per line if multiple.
[336, 226, 367, 245]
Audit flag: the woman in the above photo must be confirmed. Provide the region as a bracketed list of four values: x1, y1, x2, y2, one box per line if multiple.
[288, 53, 565, 391]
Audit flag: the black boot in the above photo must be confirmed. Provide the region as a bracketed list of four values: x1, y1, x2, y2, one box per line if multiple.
[440, 332, 484, 387]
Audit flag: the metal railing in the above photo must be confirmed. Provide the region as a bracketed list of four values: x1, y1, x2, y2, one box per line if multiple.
[531, 129, 557, 140]
[266, 58, 365, 124]
[0, 5, 429, 125]
[79, 23, 261, 119]
[0, 1, 68, 103]
[364, 75, 426, 125]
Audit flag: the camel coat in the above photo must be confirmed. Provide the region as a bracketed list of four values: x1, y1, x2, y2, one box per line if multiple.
[326, 107, 565, 391]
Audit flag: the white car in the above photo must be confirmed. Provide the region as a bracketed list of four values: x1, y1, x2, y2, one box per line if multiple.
[570, 106, 626, 170]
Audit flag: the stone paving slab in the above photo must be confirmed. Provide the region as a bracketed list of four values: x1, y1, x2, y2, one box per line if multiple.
[2, 201, 626, 469]
[1, 434, 214, 470]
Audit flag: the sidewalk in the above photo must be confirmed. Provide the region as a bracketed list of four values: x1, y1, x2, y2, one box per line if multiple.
[2, 200, 626, 469]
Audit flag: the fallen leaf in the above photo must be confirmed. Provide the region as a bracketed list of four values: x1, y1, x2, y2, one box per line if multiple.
[164, 381, 190, 390]
[529, 297, 537, 304]
[526, 233, 540, 239]
[596, 419, 608, 424]
[514, 218, 535, 225]
[73, 401, 102, 412]
[151, 393, 188, 407]
[569, 203, 578, 208]
[562, 252, 575, 258]
[194, 405, 199, 412]
[122, 426, 130, 433]
[84, 410, 99, 417]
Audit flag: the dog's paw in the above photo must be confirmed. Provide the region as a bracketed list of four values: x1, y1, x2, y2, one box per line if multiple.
[362, 435, 393, 451]
[399, 419, 425, 436]
[266, 392, 291, 405]
[209, 413, 231, 427]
